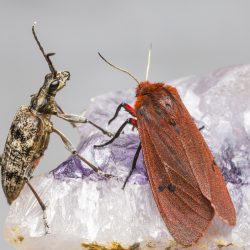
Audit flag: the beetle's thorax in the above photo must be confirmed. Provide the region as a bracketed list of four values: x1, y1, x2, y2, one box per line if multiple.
[29, 70, 70, 114]
[30, 88, 57, 114]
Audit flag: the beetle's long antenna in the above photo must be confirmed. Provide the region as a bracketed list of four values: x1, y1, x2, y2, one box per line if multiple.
[145, 44, 152, 81]
[98, 52, 140, 84]
[32, 22, 57, 77]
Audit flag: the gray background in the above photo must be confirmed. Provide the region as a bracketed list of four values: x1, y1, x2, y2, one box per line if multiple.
[0, 1, 250, 249]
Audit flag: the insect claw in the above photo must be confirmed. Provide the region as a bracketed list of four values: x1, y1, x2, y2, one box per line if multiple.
[47, 52, 56, 57]
[108, 118, 114, 125]
[122, 180, 128, 190]
[86, 120, 113, 137]
[97, 170, 113, 179]
[105, 131, 114, 137]
[105, 173, 114, 178]
[199, 125, 205, 131]
[93, 143, 106, 148]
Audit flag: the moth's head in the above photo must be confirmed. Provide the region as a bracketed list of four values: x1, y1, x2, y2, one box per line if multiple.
[43, 70, 70, 96]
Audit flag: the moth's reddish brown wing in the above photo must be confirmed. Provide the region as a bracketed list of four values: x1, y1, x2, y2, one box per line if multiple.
[136, 97, 214, 245]
[135, 85, 236, 244]
[165, 86, 236, 225]
[139, 119, 214, 246]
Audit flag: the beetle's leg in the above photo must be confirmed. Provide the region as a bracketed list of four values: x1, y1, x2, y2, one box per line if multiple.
[55, 102, 76, 128]
[55, 102, 64, 114]
[109, 103, 136, 125]
[52, 127, 112, 178]
[87, 119, 113, 137]
[122, 143, 142, 190]
[25, 179, 49, 234]
[54, 112, 113, 137]
[94, 118, 137, 148]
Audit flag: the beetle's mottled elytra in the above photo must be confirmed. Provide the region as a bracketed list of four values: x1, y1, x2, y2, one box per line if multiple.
[95, 52, 236, 246]
[0, 24, 112, 233]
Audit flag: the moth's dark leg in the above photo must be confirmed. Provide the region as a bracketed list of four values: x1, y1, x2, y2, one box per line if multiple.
[94, 118, 137, 148]
[199, 125, 205, 131]
[54, 112, 113, 137]
[192, 116, 205, 131]
[122, 143, 142, 189]
[52, 127, 112, 178]
[109, 103, 136, 125]
[25, 179, 49, 234]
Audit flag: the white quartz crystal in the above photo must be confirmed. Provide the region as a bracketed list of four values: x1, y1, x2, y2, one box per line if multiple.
[4, 64, 250, 250]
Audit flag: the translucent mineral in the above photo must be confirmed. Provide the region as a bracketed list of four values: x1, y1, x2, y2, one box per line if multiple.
[4, 64, 250, 250]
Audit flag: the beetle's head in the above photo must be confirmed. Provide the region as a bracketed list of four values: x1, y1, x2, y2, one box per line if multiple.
[29, 24, 71, 113]
[43, 70, 70, 96]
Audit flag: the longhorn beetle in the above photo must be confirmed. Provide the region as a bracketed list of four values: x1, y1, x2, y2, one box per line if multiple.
[0, 24, 112, 233]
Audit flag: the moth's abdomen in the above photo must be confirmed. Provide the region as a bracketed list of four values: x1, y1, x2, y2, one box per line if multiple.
[1, 106, 52, 204]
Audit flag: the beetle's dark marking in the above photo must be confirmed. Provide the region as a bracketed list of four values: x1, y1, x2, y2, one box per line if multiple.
[6, 171, 19, 179]
[167, 183, 176, 192]
[23, 146, 33, 155]
[13, 128, 26, 143]
[10, 124, 15, 134]
[13, 128, 22, 138]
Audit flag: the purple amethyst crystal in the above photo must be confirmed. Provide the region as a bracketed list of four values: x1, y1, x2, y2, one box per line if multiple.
[52, 132, 148, 185]
[53, 156, 93, 180]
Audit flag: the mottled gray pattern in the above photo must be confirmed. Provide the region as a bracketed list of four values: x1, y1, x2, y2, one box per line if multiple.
[1, 106, 52, 204]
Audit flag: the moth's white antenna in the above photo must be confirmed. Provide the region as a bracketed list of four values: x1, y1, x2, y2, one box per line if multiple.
[98, 52, 140, 85]
[145, 43, 152, 81]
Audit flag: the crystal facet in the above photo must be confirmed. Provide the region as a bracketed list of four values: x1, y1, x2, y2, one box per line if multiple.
[4, 65, 250, 250]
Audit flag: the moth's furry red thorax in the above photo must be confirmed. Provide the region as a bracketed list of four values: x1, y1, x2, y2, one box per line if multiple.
[135, 81, 165, 110]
